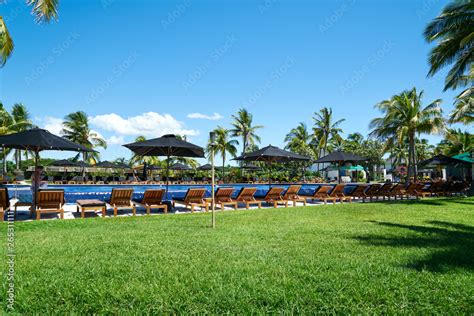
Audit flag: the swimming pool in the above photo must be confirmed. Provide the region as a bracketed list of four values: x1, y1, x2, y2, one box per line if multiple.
[6, 183, 358, 203]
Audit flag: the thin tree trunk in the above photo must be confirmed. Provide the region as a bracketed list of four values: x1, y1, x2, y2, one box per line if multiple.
[15, 150, 19, 169]
[407, 134, 415, 184]
[222, 154, 225, 182]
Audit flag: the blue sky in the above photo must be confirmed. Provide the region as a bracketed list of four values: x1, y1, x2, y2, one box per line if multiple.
[0, 0, 460, 163]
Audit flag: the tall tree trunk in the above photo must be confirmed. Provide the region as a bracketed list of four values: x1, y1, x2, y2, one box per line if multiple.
[407, 133, 416, 184]
[15, 150, 19, 169]
[222, 154, 225, 182]
[82, 152, 87, 178]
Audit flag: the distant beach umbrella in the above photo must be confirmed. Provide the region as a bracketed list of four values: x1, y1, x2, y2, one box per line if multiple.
[314, 151, 368, 183]
[233, 145, 311, 184]
[197, 163, 212, 171]
[124, 134, 204, 195]
[169, 162, 192, 171]
[51, 159, 79, 167]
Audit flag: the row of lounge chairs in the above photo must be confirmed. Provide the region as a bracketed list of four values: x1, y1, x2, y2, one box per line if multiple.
[0, 181, 469, 220]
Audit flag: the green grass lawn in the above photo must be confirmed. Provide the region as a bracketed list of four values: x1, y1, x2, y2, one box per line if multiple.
[1, 198, 473, 314]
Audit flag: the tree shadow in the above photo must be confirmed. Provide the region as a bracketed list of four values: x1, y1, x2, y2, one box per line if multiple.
[353, 220, 474, 272]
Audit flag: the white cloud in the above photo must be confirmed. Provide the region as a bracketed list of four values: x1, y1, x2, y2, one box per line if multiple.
[106, 135, 125, 145]
[187, 112, 223, 120]
[89, 112, 199, 138]
[42, 116, 63, 136]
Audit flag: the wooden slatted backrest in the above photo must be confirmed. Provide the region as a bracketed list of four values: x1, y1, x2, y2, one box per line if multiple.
[330, 184, 346, 197]
[37, 190, 64, 208]
[184, 188, 206, 204]
[314, 185, 332, 197]
[143, 189, 164, 205]
[215, 187, 234, 202]
[0, 188, 10, 209]
[236, 187, 257, 201]
[110, 188, 133, 206]
[390, 183, 404, 193]
[377, 183, 394, 194]
[264, 187, 284, 200]
[283, 185, 301, 199]
[350, 185, 368, 196]
[365, 184, 382, 194]
[405, 183, 417, 193]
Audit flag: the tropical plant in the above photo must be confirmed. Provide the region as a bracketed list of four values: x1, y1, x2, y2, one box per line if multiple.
[415, 138, 435, 162]
[312, 107, 345, 158]
[370, 87, 445, 181]
[61, 111, 107, 164]
[11, 103, 33, 168]
[284, 123, 313, 156]
[207, 126, 239, 180]
[1, 0, 59, 66]
[437, 128, 473, 156]
[450, 73, 473, 124]
[230, 108, 263, 155]
[128, 135, 160, 166]
[424, 0, 474, 91]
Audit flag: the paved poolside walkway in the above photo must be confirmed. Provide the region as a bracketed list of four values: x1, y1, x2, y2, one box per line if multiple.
[8, 199, 354, 221]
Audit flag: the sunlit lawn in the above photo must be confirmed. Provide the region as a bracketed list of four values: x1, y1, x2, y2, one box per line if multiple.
[1, 197, 473, 313]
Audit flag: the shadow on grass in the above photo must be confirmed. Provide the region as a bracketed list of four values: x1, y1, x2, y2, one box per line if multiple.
[354, 220, 474, 272]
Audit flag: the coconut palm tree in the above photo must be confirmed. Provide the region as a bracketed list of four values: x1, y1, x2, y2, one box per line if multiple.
[438, 129, 473, 156]
[230, 108, 263, 155]
[11, 103, 33, 168]
[424, 0, 474, 91]
[370, 88, 445, 182]
[284, 123, 313, 156]
[61, 111, 107, 164]
[312, 107, 345, 158]
[207, 126, 238, 180]
[450, 70, 473, 124]
[1, 1, 59, 66]
[416, 139, 435, 162]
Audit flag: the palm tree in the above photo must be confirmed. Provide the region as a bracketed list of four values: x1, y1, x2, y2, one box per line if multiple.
[424, 0, 474, 91]
[230, 108, 263, 155]
[438, 129, 473, 156]
[416, 139, 435, 162]
[370, 88, 445, 182]
[284, 123, 312, 155]
[128, 135, 160, 166]
[1, 1, 59, 66]
[61, 111, 107, 164]
[207, 126, 238, 180]
[312, 107, 345, 159]
[449, 70, 473, 124]
[11, 103, 33, 168]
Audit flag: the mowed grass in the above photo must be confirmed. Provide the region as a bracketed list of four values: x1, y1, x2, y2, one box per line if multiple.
[1, 198, 473, 314]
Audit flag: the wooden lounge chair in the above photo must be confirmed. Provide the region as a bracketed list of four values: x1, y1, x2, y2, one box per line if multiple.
[257, 187, 288, 208]
[363, 184, 382, 202]
[304, 185, 337, 204]
[386, 183, 406, 200]
[282, 185, 306, 207]
[348, 184, 369, 202]
[0, 188, 10, 221]
[134, 189, 167, 215]
[212, 187, 237, 210]
[235, 187, 262, 209]
[36, 189, 65, 220]
[329, 184, 351, 203]
[172, 188, 208, 213]
[107, 188, 136, 217]
[373, 183, 396, 201]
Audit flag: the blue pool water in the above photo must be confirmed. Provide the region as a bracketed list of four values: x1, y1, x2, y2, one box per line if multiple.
[6, 183, 358, 204]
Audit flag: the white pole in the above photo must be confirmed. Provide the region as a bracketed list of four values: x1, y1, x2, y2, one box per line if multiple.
[211, 146, 216, 228]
